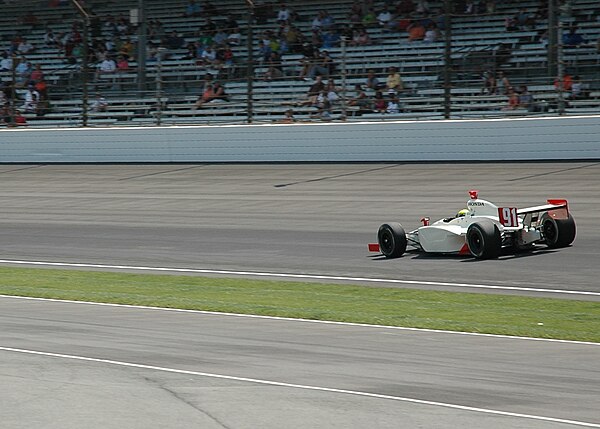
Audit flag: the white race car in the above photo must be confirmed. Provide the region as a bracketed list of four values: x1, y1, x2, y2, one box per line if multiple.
[369, 190, 576, 259]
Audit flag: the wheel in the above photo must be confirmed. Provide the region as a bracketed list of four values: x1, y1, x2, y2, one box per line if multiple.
[466, 219, 501, 259]
[542, 214, 576, 248]
[377, 222, 407, 258]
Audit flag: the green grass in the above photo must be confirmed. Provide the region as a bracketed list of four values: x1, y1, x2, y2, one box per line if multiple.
[1, 266, 599, 343]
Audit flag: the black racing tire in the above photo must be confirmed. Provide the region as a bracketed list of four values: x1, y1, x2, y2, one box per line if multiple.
[466, 219, 501, 260]
[377, 222, 407, 258]
[542, 214, 576, 248]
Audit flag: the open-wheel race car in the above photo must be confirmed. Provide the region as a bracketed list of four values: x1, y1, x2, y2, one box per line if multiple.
[369, 190, 576, 260]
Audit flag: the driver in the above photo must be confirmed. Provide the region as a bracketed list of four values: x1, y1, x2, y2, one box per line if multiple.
[443, 208, 469, 223]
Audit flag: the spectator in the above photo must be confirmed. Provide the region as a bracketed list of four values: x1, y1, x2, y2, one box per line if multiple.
[505, 16, 518, 32]
[502, 87, 520, 110]
[30, 63, 44, 83]
[348, 84, 370, 109]
[227, 27, 242, 46]
[1, 103, 13, 126]
[98, 56, 116, 74]
[570, 75, 586, 99]
[423, 23, 439, 42]
[184, 0, 202, 17]
[365, 69, 384, 90]
[486, 0, 496, 13]
[321, 29, 340, 49]
[373, 91, 386, 113]
[264, 51, 283, 81]
[515, 8, 535, 30]
[194, 81, 228, 108]
[386, 95, 401, 114]
[277, 3, 291, 23]
[481, 69, 496, 95]
[407, 20, 426, 41]
[15, 59, 32, 87]
[563, 27, 585, 47]
[90, 93, 108, 112]
[0, 52, 13, 71]
[518, 85, 534, 109]
[182, 42, 197, 60]
[464, 1, 476, 14]
[351, 28, 371, 46]
[17, 38, 35, 55]
[385, 66, 404, 93]
[311, 89, 333, 119]
[217, 44, 234, 69]
[301, 75, 325, 106]
[118, 38, 134, 60]
[200, 45, 217, 66]
[415, 0, 431, 15]
[44, 29, 60, 48]
[496, 71, 511, 95]
[325, 79, 340, 104]
[22, 85, 40, 113]
[116, 55, 130, 72]
[308, 50, 334, 80]
[34, 77, 48, 102]
[280, 108, 296, 123]
[13, 109, 27, 126]
[164, 31, 185, 50]
[554, 73, 573, 92]
[362, 8, 377, 27]
[377, 6, 393, 28]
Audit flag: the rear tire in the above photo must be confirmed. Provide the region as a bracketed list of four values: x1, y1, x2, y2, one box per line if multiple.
[377, 222, 407, 258]
[466, 219, 501, 259]
[542, 214, 576, 248]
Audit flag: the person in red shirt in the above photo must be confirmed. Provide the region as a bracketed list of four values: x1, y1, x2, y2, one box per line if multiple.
[554, 73, 573, 92]
[14, 110, 27, 125]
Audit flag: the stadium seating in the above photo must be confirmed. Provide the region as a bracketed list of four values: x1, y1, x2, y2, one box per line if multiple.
[0, 0, 598, 127]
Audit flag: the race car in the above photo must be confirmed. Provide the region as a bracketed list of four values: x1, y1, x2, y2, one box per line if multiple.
[368, 190, 576, 260]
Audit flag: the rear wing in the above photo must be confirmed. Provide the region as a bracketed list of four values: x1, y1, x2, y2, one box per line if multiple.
[517, 199, 569, 219]
[499, 199, 569, 228]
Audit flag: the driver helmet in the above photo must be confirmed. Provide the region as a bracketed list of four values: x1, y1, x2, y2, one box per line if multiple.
[457, 208, 469, 217]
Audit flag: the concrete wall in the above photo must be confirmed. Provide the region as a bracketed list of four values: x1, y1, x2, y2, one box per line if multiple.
[1, 115, 599, 163]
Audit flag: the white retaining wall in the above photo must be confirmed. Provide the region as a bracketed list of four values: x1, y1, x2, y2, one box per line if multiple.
[1, 116, 599, 163]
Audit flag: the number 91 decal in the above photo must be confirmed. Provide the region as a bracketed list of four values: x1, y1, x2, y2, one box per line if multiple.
[498, 207, 519, 227]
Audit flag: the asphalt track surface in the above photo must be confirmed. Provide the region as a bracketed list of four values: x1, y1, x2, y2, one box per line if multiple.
[1, 163, 599, 428]
[0, 162, 599, 297]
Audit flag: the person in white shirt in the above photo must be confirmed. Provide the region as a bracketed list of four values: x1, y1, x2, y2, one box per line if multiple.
[277, 4, 290, 22]
[386, 96, 400, 114]
[99, 58, 116, 73]
[18, 38, 35, 55]
[377, 7, 392, 28]
[90, 93, 108, 112]
[22, 86, 40, 113]
[0, 52, 12, 71]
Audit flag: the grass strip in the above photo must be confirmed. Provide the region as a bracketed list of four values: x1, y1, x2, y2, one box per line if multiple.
[0, 266, 599, 343]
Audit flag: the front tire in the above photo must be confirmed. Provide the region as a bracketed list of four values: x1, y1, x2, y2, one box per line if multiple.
[377, 222, 407, 258]
[466, 219, 501, 259]
[542, 214, 576, 248]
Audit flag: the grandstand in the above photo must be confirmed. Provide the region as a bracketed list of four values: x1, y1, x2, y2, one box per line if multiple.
[0, 0, 598, 127]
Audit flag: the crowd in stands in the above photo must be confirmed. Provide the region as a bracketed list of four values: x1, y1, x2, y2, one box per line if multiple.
[0, 0, 599, 125]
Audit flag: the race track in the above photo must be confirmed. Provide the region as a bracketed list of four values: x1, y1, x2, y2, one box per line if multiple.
[0, 162, 599, 297]
[1, 162, 599, 428]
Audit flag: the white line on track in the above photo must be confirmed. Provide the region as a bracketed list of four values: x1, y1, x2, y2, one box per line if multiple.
[1, 346, 598, 428]
[0, 259, 599, 298]
[2, 294, 599, 346]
